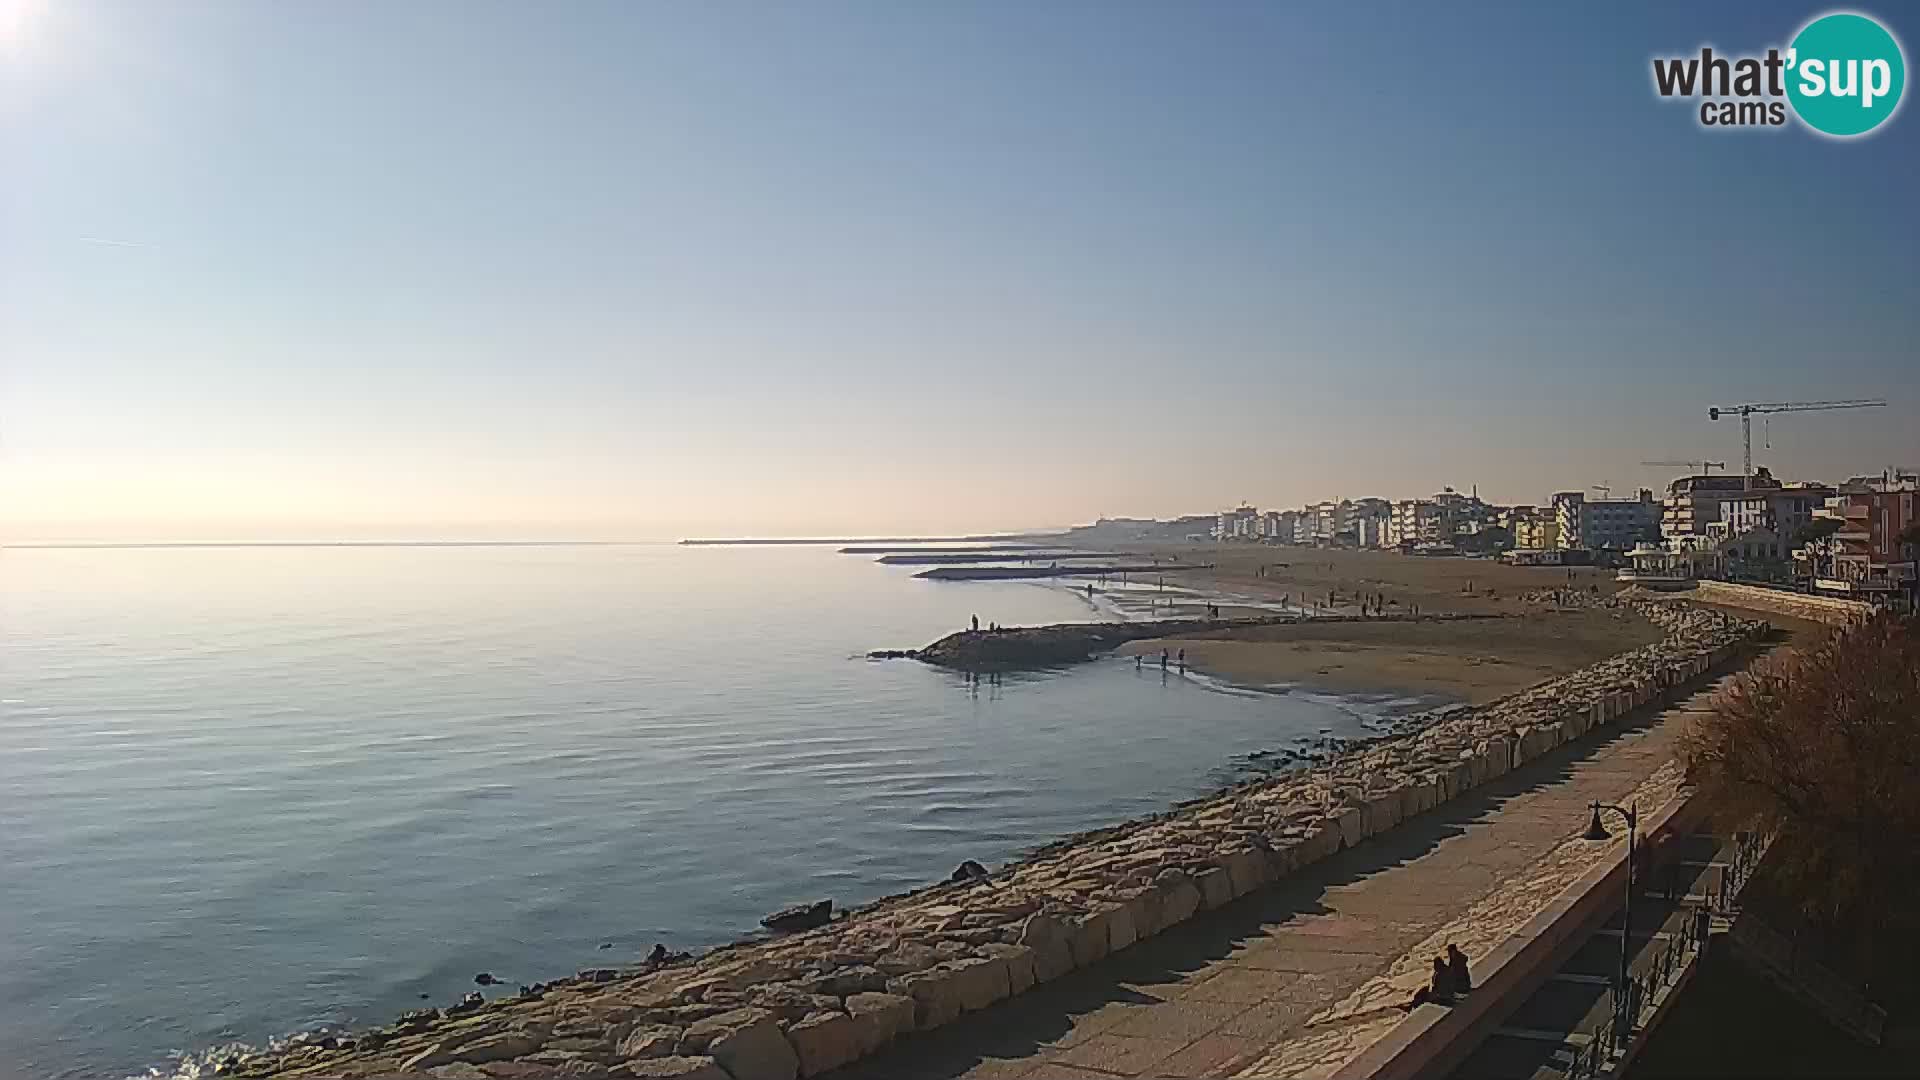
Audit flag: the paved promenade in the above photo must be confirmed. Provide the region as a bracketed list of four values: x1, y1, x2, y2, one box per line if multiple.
[830, 680, 1732, 1080]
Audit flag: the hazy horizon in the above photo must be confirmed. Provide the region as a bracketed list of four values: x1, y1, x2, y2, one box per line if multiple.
[5, 1, 1915, 544]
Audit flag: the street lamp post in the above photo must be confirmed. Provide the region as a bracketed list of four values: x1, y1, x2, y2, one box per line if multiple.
[1583, 800, 1639, 1050]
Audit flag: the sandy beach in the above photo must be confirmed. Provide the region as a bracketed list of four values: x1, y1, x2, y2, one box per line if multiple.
[1109, 544, 1656, 702]
[1119, 609, 1661, 703]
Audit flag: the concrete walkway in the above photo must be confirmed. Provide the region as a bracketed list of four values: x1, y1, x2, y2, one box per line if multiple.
[828, 679, 1736, 1080]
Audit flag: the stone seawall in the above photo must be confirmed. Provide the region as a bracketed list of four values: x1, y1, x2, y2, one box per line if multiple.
[236, 601, 1766, 1080]
[1689, 580, 1874, 626]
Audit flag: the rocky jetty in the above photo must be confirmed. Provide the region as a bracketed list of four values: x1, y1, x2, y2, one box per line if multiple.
[903, 612, 1494, 672]
[872, 551, 1120, 565]
[912, 563, 1205, 580]
[231, 599, 1763, 1080]
[905, 615, 1281, 669]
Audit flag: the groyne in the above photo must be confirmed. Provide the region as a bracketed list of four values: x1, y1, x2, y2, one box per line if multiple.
[912, 563, 1205, 581]
[873, 551, 1120, 565]
[893, 612, 1497, 671]
[231, 599, 1766, 1080]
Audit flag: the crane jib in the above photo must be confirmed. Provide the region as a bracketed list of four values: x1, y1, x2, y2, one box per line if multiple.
[1706, 400, 1889, 488]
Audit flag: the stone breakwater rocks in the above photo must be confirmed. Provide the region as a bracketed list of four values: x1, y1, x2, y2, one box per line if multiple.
[905, 612, 1499, 672]
[234, 600, 1764, 1080]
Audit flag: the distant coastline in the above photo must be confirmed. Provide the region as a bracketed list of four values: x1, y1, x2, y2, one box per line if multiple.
[1, 540, 647, 550]
[679, 534, 1051, 546]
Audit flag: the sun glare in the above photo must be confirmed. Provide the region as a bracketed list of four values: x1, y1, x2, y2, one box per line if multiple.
[0, 0, 47, 57]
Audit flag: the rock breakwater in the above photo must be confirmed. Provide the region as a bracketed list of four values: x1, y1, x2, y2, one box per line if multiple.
[230, 599, 1763, 1080]
[911, 563, 1208, 581]
[899, 612, 1497, 672]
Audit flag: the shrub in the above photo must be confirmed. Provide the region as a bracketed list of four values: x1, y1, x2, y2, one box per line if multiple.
[1680, 613, 1920, 983]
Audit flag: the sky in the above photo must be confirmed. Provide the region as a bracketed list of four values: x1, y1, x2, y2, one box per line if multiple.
[2, 1, 1915, 541]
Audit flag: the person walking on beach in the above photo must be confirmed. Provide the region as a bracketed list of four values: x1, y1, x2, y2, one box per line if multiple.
[1160, 649, 1169, 670]
[1177, 648, 1186, 673]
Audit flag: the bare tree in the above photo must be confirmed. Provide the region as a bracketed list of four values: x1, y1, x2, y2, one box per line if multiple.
[1679, 614, 1920, 982]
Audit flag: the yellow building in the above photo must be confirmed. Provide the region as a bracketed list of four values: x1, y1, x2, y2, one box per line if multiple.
[1513, 514, 1561, 551]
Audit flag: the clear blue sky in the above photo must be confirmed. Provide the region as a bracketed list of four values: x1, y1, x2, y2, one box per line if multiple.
[3, 1, 1915, 540]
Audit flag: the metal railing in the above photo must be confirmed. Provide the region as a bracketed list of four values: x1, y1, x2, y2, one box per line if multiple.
[1718, 831, 1763, 909]
[1558, 834, 1771, 1077]
[1560, 903, 1710, 1078]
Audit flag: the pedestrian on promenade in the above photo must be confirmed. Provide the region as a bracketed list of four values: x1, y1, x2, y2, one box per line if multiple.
[971, 614, 979, 632]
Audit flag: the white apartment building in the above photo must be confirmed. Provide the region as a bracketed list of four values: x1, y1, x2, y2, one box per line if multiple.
[1262, 509, 1300, 541]
[1717, 485, 1835, 538]
[1554, 489, 1659, 550]
[1662, 467, 1780, 541]
[1389, 499, 1441, 547]
[1215, 504, 1260, 541]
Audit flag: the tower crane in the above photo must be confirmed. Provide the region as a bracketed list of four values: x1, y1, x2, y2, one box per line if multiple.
[1708, 400, 1888, 489]
[1640, 459, 1726, 475]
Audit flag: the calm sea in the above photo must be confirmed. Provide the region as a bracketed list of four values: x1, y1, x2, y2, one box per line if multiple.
[0, 544, 1403, 1079]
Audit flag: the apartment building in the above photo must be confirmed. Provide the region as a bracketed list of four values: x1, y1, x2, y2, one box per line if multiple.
[1388, 499, 1440, 547]
[1812, 473, 1919, 609]
[1554, 489, 1659, 551]
[1718, 483, 1836, 538]
[1662, 467, 1781, 541]
[1215, 504, 1260, 541]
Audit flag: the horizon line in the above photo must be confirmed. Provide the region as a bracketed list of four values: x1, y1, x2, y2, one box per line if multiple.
[0, 540, 663, 550]
[1, 533, 1060, 551]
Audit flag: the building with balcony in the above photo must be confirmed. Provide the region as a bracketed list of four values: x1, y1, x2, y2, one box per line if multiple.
[1511, 508, 1562, 552]
[1553, 489, 1659, 551]
[1806, 474, 1919, 610]
[1260, 509, 1298, 542]
[1388, 499, 1440, 547]
[1215, 504, 1260, 541]
[1347, 498, 1392, 547]
[1661, 467, 1780, 542]
[1717, 483, 1836, 539]
[1298, 500, 1351, 545]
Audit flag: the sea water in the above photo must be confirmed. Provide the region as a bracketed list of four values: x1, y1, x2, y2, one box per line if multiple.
[0, 543, 1401, 1078]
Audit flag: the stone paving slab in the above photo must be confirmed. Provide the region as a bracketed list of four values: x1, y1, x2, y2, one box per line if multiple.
[828, 683, 1730, 1080]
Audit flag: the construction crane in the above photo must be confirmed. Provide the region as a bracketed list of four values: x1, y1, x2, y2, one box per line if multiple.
[1641, 459, 1726, 475]
[1708, 399, 1889, 488]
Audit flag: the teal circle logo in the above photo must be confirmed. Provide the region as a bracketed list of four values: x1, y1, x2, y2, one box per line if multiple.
[1786, 12, 1906, 136]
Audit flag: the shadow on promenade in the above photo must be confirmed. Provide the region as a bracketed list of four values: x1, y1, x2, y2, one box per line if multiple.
[828, 696, 1700, 1080]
